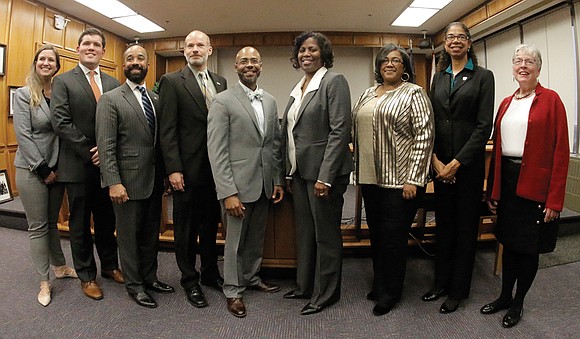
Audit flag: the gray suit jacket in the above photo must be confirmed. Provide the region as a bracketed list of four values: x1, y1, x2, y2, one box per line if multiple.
[96, 82, 161, 200]
[51, 65, 120, 182]
[281, 71, 353, 184]
[207, 82, 283, 203]
[13, 87, 59, 171]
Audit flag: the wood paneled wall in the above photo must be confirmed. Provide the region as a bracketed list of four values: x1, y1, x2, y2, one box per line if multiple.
[0, 0, 128, 195]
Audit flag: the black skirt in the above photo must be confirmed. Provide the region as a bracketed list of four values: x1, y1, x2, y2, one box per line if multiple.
[494, 157, 559, 255]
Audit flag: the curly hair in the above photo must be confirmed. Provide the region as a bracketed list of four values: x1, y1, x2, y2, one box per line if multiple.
[374, 43, 415, 84]
[437, 22, 478, 72]
[290, 31, 334, 70]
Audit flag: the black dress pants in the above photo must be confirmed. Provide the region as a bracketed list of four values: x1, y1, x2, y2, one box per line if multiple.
[361, 184, 424, 306]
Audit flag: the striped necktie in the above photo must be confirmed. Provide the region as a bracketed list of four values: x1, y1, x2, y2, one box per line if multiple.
[199, 72, 214, 108]
[138, 86, 155, 135]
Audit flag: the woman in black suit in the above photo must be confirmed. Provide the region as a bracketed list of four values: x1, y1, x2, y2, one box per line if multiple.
[421, 22, 494, 313]
[281, 31, 353, 315]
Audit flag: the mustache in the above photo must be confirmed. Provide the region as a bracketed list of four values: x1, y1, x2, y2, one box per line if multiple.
[128, 64, 145, 71]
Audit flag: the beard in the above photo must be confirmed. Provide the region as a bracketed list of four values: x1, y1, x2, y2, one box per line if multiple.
[124, 65, 148, 83]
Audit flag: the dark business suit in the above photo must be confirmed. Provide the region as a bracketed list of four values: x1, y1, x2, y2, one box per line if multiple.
[207, 83, 283, 298]
[51, 65, 121, 282]
[96, 82, 164, 294]
[158, 66, 227, 289]
[430, 65, 494, 299]
[281, 71, 352, 308]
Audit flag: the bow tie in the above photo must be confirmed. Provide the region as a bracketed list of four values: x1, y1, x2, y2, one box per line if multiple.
[248, 89, 264, 101]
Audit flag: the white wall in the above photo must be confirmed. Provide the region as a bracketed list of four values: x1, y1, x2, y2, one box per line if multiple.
[216, 46, 374, 117]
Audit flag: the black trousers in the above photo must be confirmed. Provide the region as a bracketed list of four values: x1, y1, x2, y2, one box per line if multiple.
[361, 184, 424, 306]
[172, 184, 221, 289]
[65, 176, 119, 282]
[433, 158, 485, 300]
[113, 188, 162, 294]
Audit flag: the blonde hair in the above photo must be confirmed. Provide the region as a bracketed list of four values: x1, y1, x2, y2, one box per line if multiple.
[25, 45, 61, 107]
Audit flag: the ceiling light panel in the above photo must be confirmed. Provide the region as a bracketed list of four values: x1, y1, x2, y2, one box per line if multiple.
[74, 0, 135, 18]
[410, 0, 453, 10]
[113, 15, 165, 33]
[392, 8, 438, 27]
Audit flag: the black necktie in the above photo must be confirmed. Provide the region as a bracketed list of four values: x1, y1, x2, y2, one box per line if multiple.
[138, 86, 155, 135]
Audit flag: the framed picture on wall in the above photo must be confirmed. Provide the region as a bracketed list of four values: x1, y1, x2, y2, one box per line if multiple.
[9, 86, 20, 117]
[0, 44, 5, 76]
[0, 170, 13, 204]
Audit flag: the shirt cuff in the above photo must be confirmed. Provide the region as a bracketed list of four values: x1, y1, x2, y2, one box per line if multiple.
[317, 180, 332, 187]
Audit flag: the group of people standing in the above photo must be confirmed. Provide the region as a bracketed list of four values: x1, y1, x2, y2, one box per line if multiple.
[13, 21, 569, 329]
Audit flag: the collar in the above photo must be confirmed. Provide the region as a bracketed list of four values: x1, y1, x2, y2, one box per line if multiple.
[239, 81, 263, 101]
[188, 64, 208, 79]
[444, 58, 474, 75]
[79, 63, 100, 75]
[291, 67, 328, 100]
[126, 80, 147, 92]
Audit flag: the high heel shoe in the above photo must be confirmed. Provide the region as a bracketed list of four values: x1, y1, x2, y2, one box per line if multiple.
[53, 265, 77, 279]
[38, 281, 51, 307]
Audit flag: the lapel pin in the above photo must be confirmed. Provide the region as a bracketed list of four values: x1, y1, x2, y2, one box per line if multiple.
[462, 76, 468, 81]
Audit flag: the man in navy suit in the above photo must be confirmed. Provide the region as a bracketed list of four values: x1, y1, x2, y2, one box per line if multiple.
[51, 28, 123, 300]
[96, 44, 175, 308]
[158, 30, 227, 308]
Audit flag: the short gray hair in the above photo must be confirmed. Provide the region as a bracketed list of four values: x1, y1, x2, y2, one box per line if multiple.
[513, 44, 542, 70]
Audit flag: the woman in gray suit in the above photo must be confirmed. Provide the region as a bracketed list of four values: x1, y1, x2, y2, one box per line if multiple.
[282, 31, 353, 315]
[14, 45, 76, 307]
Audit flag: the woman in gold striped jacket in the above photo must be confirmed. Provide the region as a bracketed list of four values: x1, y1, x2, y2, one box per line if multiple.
[352, 43, 434, 316]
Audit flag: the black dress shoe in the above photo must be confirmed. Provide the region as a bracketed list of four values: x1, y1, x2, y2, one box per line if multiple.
[480, 298, 511, 314]
[185, 284, 208, 308]
[129, 291, 157, 308]
[146, 281, 175, 294]
[284, 290, 307, 299]
[421, 288, 446, 302]
[439, 298, 461, 314]
[372, 301, 397, 316]
[366, 292, 377, 301]
[300, 303, 323, 315]
[248, 281, 281, 293]
[201, 277, 224, 291]
[502, 307, 523, 328]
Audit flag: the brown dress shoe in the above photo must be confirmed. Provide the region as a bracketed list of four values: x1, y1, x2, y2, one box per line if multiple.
[248, 281, 281, 293]
[226, 298, 246, 318]
[81, 281, 103, 300]
[101, 269, 125, 284]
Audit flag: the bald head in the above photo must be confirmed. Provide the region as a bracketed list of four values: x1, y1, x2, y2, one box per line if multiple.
[184, 30, 212, 70]
[235, 46, 262, 90]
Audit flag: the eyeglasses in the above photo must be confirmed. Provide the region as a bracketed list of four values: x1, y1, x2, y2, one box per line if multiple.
[382, 58, 402, 66]
[237, 58, 261, 66]
[512, 58, 537, 66]
[445, 34, 469, 42]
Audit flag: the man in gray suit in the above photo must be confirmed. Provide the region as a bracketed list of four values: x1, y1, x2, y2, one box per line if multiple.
[51, 28, 123, 300]
[207, 46, 284, 318]
[96, 44, 175, 308]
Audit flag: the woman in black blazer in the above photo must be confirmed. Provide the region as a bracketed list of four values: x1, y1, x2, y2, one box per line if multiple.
[421, 22, 494, 313]
[281, 31, 353, 315]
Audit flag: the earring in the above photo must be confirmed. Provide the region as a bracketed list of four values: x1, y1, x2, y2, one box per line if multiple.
[401, 73, 410, 82]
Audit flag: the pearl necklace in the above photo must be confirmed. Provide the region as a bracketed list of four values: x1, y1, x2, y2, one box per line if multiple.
[514, 89, 535, 100]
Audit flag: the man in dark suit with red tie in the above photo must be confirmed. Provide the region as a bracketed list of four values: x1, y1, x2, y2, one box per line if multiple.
[51, 28, 124, 300]
[158, 30, 227, 308]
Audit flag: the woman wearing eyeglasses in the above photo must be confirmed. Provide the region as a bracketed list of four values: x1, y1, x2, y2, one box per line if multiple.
[352, 44, 434, 316]
[481, 45, 569, 328]
[421, 22, 494, 313]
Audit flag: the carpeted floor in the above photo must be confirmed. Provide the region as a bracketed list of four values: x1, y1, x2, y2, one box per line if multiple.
[0, 227, 579, 338]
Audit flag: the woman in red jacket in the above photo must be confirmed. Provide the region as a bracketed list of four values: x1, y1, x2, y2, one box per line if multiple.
[482, 44, 569, 328]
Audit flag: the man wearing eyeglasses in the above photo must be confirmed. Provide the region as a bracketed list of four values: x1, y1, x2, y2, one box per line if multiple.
[207, 46, 284, 318]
